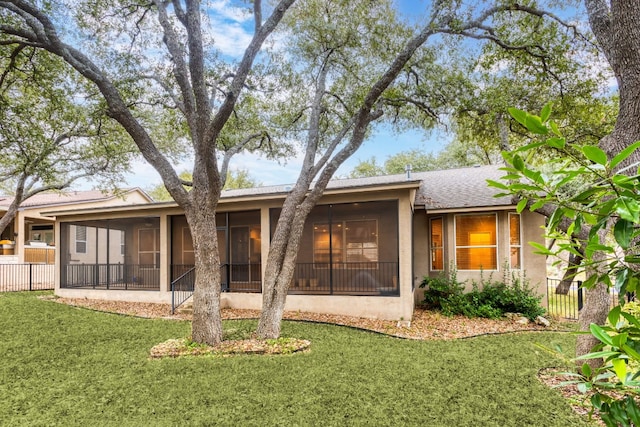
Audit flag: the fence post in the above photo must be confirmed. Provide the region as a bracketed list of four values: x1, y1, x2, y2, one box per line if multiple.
[577, 280, 583, 311]
[29, 263, 33, 291]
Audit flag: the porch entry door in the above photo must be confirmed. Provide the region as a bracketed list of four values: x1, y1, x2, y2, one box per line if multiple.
[217, 228, 228, 289]
[230, 226, 250, 282]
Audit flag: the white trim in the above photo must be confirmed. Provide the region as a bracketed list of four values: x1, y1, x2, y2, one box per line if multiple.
[508, 212, 523, 270]
[453, 212, 498, 271]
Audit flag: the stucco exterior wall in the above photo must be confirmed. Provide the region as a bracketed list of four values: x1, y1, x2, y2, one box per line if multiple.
[413, 208, 548, 305]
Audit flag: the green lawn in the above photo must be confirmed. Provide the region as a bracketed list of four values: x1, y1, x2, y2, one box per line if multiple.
[0, 292, 593, 426]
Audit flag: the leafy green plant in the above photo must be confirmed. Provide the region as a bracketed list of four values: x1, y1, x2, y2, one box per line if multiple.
[420, 267, 545, 320]
[560, 306, 640, 426]
[498, 103, 640, 426]
[419, 268, 464, 309]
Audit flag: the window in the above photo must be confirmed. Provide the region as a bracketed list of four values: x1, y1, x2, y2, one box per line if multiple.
[138, 228, 160, 267]
[455, 213, 497, 270]
[313, 219, 378, 265]
[430, 217, 443, 270]
[120, 230, 126, 256]
[75, 225, 87, 254]
[509, 213, 522, 269]
[182, 227, 195, 265]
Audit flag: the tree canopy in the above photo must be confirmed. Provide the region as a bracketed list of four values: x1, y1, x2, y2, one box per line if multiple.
[0, 0, 612, 344]
[0, 44, 135, 235]
[147, 169, 260, 201]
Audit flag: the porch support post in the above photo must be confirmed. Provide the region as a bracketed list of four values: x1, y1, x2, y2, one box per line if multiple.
[398, 192, 415, 321]
[159, 213, 170, 294]
[260, 207, 271, 291]
[15, 211, 25, 263]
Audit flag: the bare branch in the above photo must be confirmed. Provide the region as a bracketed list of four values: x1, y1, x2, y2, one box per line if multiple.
[219, 132, 268, 185]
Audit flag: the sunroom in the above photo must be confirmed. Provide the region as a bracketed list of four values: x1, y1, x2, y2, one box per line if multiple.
[51, 179, 419, 320]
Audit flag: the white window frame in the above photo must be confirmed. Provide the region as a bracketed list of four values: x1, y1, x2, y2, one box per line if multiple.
[75, 225, 87, 254]
[508, 212, 523, 270]
[453, 213, 498, 271]
[429, 217, 444, 271]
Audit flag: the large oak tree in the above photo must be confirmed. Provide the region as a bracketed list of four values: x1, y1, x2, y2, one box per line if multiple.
[0, 0, 603, 343]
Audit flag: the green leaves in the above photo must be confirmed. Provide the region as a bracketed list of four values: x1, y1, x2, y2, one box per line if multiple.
[614, 197, 640, 223]
[614, 219, 634, 249]
[508, 107, 548, 135]
[582, 146, 608, 166]
[611, 141, 640, 169]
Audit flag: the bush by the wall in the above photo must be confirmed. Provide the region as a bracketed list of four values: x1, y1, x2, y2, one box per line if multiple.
[420, 267, 545, 320]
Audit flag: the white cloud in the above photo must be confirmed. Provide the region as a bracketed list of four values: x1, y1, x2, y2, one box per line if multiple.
[204, 1, 255, 57]
[208, 1, 253, 23]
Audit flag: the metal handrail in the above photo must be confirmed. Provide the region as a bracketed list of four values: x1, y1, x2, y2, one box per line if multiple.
[171, 267, 196, 314]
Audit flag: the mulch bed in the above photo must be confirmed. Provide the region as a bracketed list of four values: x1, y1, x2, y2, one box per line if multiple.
[48, 296, 569, 340]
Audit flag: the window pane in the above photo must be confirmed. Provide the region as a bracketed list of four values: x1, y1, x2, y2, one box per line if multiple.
[510, 247, 521, 269]
[432, 248, 443, 270]
[456, 247, 497, 270]
[430, 217, 443, 270]
[455, 214, 496, 246]
[313, 223, 331, 264]
[510, 214, 521, 245]
[345, 220, 377, 262]
[455, 214, 497, 270]
[431, 217, 442, 247]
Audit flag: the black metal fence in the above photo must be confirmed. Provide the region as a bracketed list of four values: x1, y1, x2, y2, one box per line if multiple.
[547, 278, 636, 320]
[0, 263, 55, 292]
[290, 262, 399, 296]
[61, 264, 160, 290]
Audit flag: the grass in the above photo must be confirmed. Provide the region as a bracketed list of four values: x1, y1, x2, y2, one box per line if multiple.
[0, 292, 594, 426]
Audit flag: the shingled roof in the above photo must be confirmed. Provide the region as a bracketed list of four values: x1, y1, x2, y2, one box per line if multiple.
[0, 188, 151, 210]
[220, 164, 513, 210]
[411, 164, 514, 210]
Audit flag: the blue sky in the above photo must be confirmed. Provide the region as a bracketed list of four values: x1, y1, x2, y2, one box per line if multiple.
[106, 0, 587, 191]
[105, 0, 447, 191]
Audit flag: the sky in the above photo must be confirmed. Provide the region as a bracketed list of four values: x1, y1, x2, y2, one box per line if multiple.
[81, 0, 585, 192]
[94, 0, 443, 192]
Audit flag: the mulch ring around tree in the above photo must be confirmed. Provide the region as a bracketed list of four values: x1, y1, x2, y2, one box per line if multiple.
[149, 336, 312, 359]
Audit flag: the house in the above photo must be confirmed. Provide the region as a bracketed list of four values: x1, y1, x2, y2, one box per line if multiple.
[49, 165, 547, 321]
[0, 189, 153, 265]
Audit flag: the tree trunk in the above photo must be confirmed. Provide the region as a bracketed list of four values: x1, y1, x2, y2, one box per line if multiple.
[257, 188, 312, 339]
[555, 253, 582, 295]
[184, 178, 224, 345]
[576, 0, 640, 361]
[576, 282, 611, 369]
[575, 227, 611, 369]
[0, 174, 27, 237]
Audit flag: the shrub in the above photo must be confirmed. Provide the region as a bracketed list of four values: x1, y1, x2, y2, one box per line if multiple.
[419, 269, 464, 310]
[420, 267, 545, 320]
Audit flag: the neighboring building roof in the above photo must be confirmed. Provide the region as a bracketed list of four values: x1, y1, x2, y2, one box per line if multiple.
[0, 188, 153, 210]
